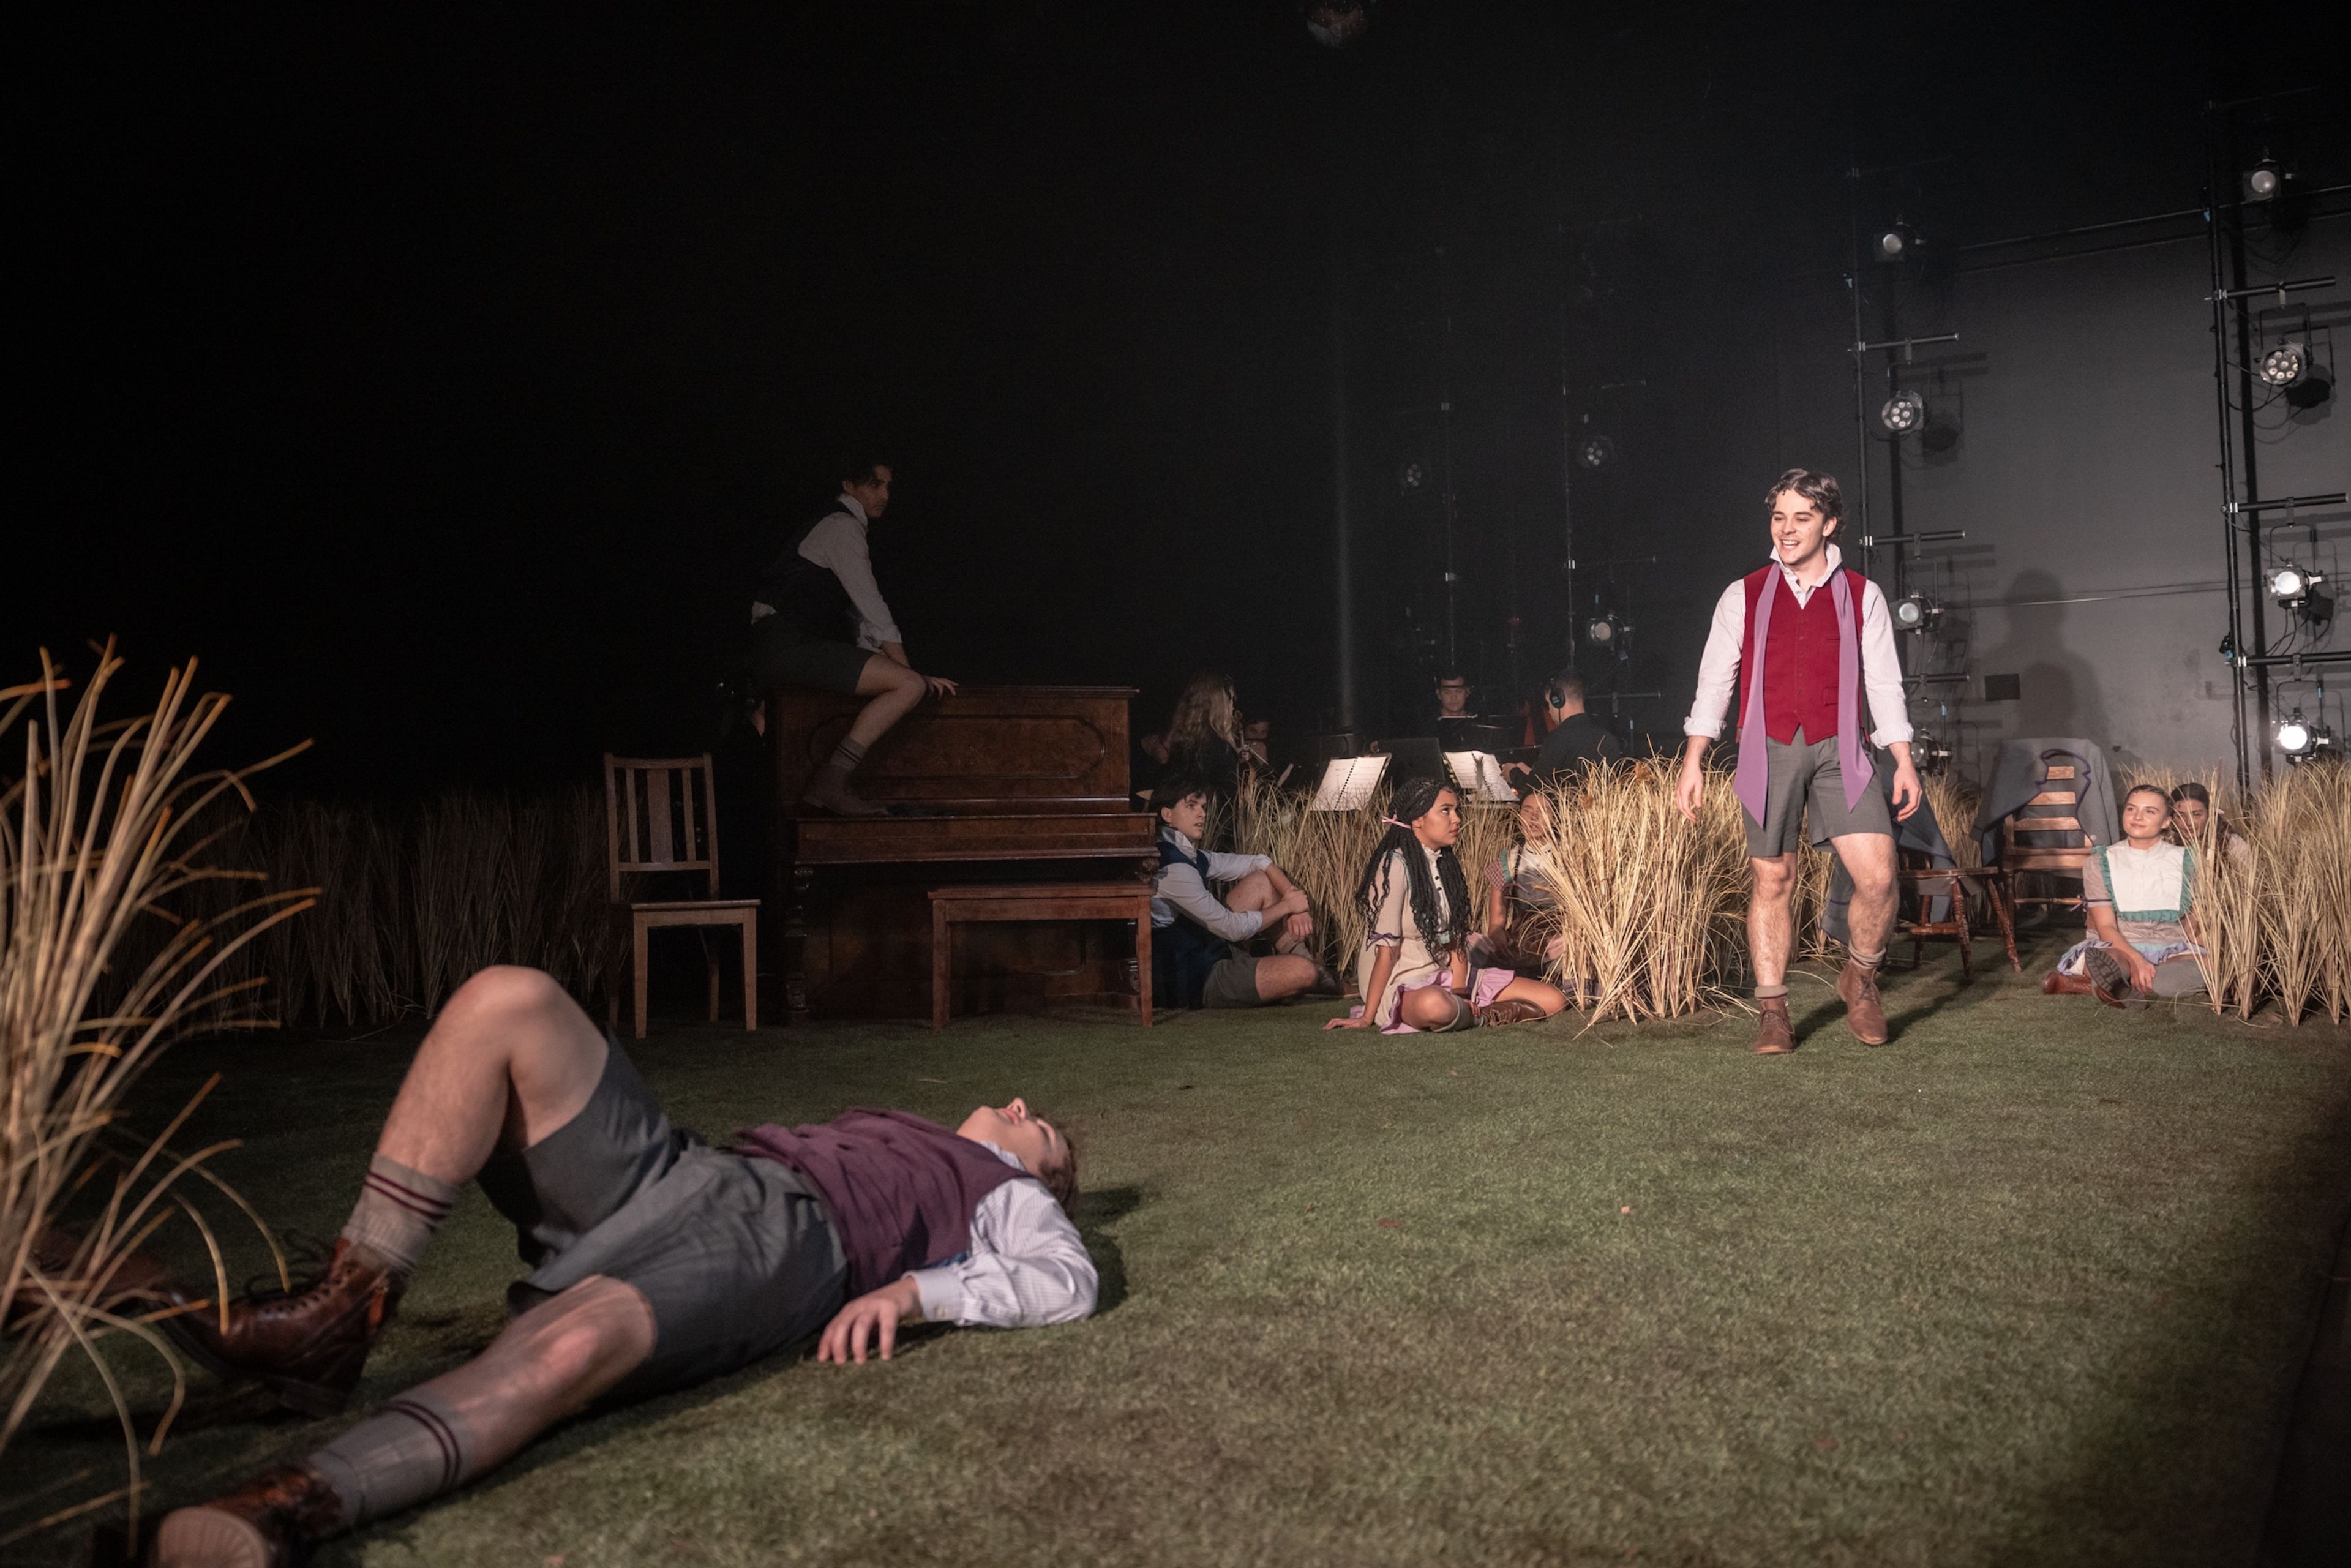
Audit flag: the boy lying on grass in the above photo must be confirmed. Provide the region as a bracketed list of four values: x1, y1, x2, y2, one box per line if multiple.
[130, 966, 1094, 1567]
[2044, 783, 2208, 1008]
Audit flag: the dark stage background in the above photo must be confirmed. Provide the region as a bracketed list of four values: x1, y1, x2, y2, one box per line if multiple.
[10, 4, 2343, 797]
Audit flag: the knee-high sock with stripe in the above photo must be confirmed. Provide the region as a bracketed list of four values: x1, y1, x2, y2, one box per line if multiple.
[340, 1153, 459, 1281]
[304, 1390, 478, 1526]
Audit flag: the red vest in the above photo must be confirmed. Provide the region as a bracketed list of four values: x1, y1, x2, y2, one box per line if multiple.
[734, 1110, 1032, 1296]
[1736, 566, 1867, 745]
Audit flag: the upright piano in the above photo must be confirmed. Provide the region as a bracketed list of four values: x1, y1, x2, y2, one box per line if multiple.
[769, 685, 1158, 1023]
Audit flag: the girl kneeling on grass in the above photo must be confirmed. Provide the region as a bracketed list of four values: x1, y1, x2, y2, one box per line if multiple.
[2045, 782, 2207, 1008]
[1326, 775, 1568, 1032]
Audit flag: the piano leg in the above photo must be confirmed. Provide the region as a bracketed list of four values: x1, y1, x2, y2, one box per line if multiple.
[784, 863, 815, 1027]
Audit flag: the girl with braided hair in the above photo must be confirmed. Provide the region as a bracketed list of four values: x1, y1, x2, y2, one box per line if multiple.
[1325, 776, 1568, 1032]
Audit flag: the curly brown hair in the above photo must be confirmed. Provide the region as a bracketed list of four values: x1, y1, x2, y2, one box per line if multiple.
[1765, 467, 1843, 525]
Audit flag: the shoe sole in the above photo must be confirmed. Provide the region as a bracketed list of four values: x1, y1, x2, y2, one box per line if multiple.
[154, 1506, 277, 1568]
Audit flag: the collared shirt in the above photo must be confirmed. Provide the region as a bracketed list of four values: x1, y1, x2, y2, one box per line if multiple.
[749, 492, 902, 649]
[1149, 825, 1272, 939]
[904, 1141, 1098, 1329]
[1682, 542, 1913, 746]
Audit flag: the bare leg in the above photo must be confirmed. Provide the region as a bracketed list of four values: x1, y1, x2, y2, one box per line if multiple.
[1224, 869, 1310, 955]
[1829, 831, 1899, 961]
[844, 655, 928, 749]
[1398, 985, 1469, 1030]
[1252, 954, 1322, 1002]
[1747, 853, 1798, 988]
[376, 967, 610, 1189]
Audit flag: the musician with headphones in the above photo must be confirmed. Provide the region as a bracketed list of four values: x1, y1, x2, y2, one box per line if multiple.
[1509, 669, 1622, 793]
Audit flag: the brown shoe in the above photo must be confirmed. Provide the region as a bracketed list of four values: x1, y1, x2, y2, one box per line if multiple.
[1837, 959, 1889, 1046]
[161, 1239, 400, 1417]
[2082, 948, 2140, 1010]
[1475, 997, 1548, 1027]
[6, 1226, 172, 1330]
[1751, 994, 1794, 1054]
[800, 763, 888, 818]
[2041, 969, 2097, 998]
[152, 1463, 345, 1567]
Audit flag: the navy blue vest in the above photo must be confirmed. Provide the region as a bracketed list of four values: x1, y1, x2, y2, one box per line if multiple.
[1153, 835, 1235, 1010]
[756, 505, 859, 644]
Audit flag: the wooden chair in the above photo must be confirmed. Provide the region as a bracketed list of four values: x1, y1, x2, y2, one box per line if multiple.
[605, 753, 759, 1039]
[1900, 852, 2021, 978]
[1998, 751, 2096, 922]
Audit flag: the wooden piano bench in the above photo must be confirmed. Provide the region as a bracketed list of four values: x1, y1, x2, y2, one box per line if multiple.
[928, 882, 1156, 1029]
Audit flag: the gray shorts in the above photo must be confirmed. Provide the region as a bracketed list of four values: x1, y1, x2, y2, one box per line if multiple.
[1744, 730, 1894, 858]
[1202, 954, 1264, 1008]
[749, 622, 874, 696]
[477, 1041, 847, 1399]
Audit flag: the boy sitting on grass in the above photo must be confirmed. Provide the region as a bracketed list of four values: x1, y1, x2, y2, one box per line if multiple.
[1149, 772, 1340, 1009]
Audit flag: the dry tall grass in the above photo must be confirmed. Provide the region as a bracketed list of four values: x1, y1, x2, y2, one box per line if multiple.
[236, 789, 615, 1027]
[2, 647, 307, 1544]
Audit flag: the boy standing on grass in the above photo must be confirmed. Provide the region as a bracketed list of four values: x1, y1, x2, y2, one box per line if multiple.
[132, 966, 1093, 1566]
[1675, 469, 1922, 1054]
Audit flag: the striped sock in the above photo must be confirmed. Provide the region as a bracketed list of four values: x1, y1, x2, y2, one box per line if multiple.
[304, 1390, 476, 1526]
[825, 735, 869, 775]
[340, 1155, 459, 1281]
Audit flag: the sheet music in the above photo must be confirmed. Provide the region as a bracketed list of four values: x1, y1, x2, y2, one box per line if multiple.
[1444, 750, 1518, 803]
[1308, 755, 1389, 812]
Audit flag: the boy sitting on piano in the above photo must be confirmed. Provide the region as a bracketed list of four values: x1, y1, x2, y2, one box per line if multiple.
[1150, 773, 1340, 1009]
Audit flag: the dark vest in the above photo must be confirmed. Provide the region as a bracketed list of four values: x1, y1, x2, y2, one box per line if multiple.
[733, 1109, 1030, 1296]
[1153, 834, 1232, 1010]
[1737, 566, 1867, 744]
[755, 505, 859, 644]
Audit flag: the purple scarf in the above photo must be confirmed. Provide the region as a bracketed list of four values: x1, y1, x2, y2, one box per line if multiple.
[1731, 567, 1871, 825]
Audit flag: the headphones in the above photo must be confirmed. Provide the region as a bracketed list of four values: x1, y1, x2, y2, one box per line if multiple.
[1543, 677, 1570, 712]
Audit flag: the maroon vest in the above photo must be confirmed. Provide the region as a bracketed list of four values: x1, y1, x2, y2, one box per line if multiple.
[733, 1109, 1030, 1296]
[1737, 566, 1867, 745]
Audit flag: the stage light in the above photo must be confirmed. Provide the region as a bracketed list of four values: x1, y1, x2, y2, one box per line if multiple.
[1583, 610, 1629, 649]
[2274, 711, 2333, 760]
[1572, 433, 1615, 471]
[1911, 729, 1952, 774]
[2259, 342, 2306, 388]
[1891, 593, 1943, 633]
[2267, 564, 2325, 609]
[2243, 160, 2282, 202]
[1303, 1, 1374, 48]
[1880, 389, 1926, 435]
[1873, 223, 1917, 264]
[1397, 459, 1427, 494]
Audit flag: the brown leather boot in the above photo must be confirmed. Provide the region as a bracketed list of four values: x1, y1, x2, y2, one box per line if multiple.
[1837, 958, 1889, 1046]
[151, 1463, 345, 1567]
[1475, 997, 1548, 1027]
[2041, 969, 2097, 998]
[2082, 948, 2140, 1010]
[161, 1240, 400, 1416]
[800, 762, 887, 817]
[1751, 994, 1794, 1054]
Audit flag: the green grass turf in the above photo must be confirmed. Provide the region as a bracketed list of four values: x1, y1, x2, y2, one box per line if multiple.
[13, 932, 2351, 1567]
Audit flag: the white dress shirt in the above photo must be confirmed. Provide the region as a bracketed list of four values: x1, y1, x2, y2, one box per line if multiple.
[904, 1142, 1099, 1329]
[1149, 826, 1272, 940]
[749, 493, 902, 650]
[1682, 543, 1913, 747]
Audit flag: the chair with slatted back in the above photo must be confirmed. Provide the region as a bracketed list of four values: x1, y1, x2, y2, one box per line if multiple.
[605, 753, 759, 1039]
[1998, 749, 2096, 923]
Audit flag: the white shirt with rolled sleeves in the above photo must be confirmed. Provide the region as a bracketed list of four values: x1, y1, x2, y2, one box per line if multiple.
[1148, 825, 1273, 942]
[748, 492, 903, 651]
[903, 1142, 1098, 1329]
[1682, 543, 1914, 748]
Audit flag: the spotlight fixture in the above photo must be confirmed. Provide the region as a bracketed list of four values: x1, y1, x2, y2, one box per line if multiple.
[2267, 564, 2325, 609]
[1397, 459, 1428, 495]
[1872, 223, 1917, 264]
[2242, 159, 2282, 203]
[1880, 389, 1927, 435]
[1910, 729, 1953, 775]
[2274, 710, 2333, 761]
[1583, 610, 1630, 650]
[1890, 593, 1944, 634]
[1572, 433, 1616, 471]
[2258, 342, 2306, 388]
